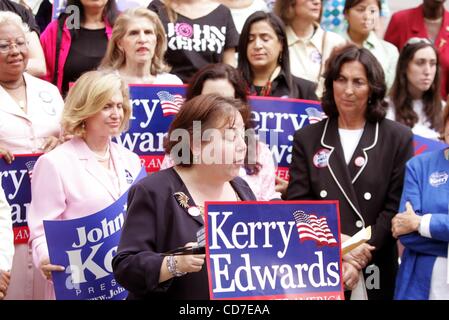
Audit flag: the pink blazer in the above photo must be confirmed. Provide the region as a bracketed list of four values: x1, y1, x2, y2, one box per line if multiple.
[28, 137, 143, 270]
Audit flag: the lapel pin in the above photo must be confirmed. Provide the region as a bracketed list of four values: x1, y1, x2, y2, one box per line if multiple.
[174, 192, 203, 217]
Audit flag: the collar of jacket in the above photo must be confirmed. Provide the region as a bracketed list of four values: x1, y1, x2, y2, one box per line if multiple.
[319, 117, 379, 227]
[249, 68, 289, 96]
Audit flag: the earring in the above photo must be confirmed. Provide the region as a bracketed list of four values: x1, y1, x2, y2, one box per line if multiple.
[81, 121, 85, 129]
[278, 54, 282, 64]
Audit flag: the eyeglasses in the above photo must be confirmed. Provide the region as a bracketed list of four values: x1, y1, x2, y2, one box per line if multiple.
[0, 37, 27, 53]
[405, 37, 432, 46]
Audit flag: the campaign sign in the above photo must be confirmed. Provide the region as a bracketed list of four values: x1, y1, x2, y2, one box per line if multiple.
[414, 134, 447, 155]
[205, 201, 344, 300]
[43, 167, 147, 300]
[248, 97, 323, 180]
[114, 84, 186, 173]
[0, 154, 42, 244]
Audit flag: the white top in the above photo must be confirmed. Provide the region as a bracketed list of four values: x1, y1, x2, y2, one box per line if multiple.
[153, 72, 184, 85]
[386, 99, 441, 141]
[0, 73, 64, 154]
[419, 214, 449, 299]
[286, 23, 346, 98]
[338, 128, 364, 164]
[116, 0, 153, 11]
[0, 181, 13, 271]
[228, 0, 268, 34]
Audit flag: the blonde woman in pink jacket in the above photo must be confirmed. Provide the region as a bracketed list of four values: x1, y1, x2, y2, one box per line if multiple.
[28, 71, 143, 299]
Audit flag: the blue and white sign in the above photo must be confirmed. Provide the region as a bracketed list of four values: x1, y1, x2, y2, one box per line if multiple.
[114, 84, 186, 172]
[0, 154, 42, 244]
[249, 97, 323, 180]
[44, 167, 146, 300]
[205, 201, 344, 300]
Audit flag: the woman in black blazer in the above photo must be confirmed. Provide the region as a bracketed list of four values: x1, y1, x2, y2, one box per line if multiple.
[112, 95, 256, 299]
[286, 44, 414, 300]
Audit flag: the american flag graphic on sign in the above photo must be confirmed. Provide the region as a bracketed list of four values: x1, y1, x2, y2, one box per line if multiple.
[157, 91, 184, 116]
[293, 210, 337, 246]
[25, 160, 36, 180]
[305, 107, 326, 124]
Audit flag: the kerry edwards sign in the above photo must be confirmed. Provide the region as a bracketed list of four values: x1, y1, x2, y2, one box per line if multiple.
[0, 154, 42, 244]
[43, 167, 146, 300]
[249, 97, 323, 180]
[114, 85, 186, 173]
[115, 86, 322, 175]
[205, 201, 344, 300]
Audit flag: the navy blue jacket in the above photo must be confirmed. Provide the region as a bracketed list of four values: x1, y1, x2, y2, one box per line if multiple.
[113, 167, 256, 300]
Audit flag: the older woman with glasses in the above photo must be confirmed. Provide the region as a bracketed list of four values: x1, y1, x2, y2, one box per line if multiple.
[0, 11, 64, 300]
[387, 37, 442, 141]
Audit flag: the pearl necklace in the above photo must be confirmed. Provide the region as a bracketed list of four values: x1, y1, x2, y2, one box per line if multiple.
[93, 144, 110, 162]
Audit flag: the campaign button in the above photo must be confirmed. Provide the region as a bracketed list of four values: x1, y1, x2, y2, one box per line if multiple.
[354, 156, 365, 167]
[313, 149, 330, 168]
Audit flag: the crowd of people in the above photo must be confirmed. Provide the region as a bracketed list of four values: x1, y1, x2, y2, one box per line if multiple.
[0, 0, 448, 301]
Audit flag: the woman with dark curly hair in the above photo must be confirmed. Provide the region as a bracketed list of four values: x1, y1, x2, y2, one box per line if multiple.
[387, 38, 442, 141]
[161, 63, 282, 200]
[286, 44, 414, 300]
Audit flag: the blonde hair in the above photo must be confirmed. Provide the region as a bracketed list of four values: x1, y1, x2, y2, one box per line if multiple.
[100, 7, 170, 75]
[0, 11, 30, 34]
[62, 70, 132, 137]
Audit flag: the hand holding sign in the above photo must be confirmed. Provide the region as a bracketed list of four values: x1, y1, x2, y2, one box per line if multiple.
[392, 202, 422, 238]
[0, 270, 10, 299]
[39, 257, 65, 281]
[174, 242, 205, 273]
[0, 147, 14, 164]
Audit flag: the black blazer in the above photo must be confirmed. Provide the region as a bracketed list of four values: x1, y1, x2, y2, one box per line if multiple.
[286, 117, 414, 300]
[248, 70, 318, 101]
[112, 167, 256, 300]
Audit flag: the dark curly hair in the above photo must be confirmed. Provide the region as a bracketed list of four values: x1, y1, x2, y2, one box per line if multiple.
[321, 44, 387, 122]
